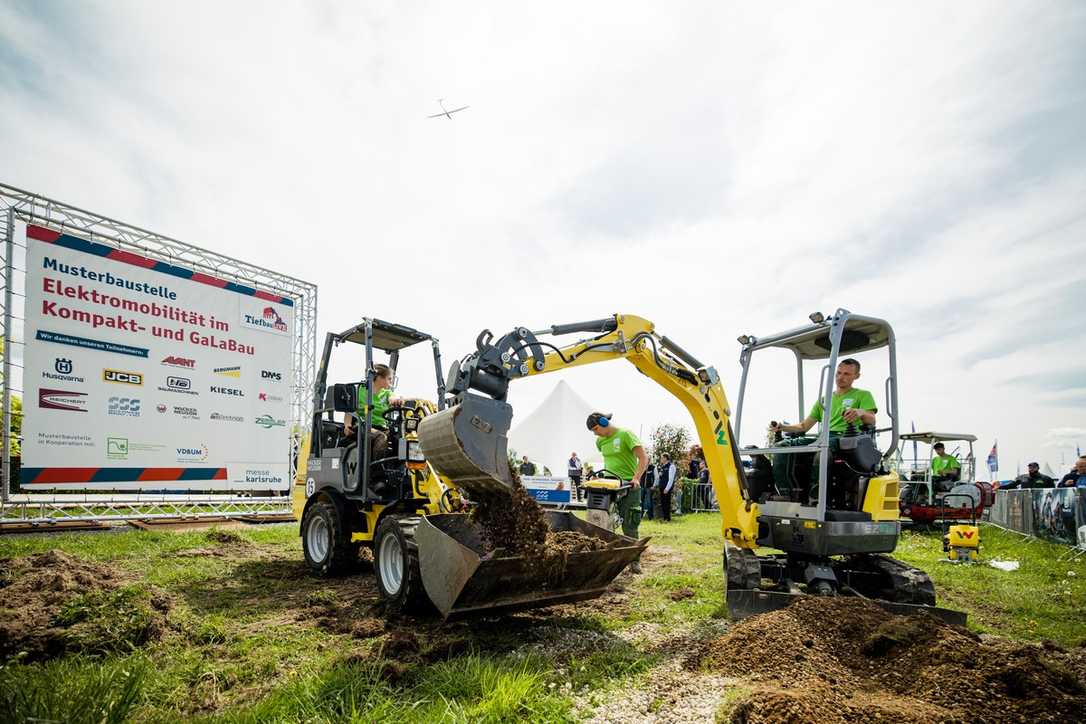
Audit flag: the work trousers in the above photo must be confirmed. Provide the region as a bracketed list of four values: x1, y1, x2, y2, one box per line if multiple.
[660, 489, 672, 521]
[617, 486, 642, 539]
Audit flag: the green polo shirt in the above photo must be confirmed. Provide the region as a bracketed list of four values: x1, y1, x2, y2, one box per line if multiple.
[931, 453, 960, 476]
[595, 427, 642, 481]
[809, 387, 877, 433]
[357, 387, 391, 428]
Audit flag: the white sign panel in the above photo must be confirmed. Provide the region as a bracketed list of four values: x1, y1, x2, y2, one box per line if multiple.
[20, 222, 294, 490]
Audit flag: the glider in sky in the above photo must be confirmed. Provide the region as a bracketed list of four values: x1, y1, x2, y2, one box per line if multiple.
[427, 98, 470, 119]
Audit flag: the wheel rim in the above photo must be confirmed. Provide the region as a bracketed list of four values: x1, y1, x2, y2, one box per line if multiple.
[378, 533, 404, 594]
[307, 515, 330, 563]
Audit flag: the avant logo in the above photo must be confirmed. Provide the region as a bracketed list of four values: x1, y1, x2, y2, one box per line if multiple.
[176, 444, 208, 462]
[254, 414, 286, 429]
[42, 357, 85, 384]
[38, 388, 88, 412]
[107, 437, 129, 459]
[161, 356, 196, 369]
[107, 397, 141, 417]
[103, 369, 143, 386]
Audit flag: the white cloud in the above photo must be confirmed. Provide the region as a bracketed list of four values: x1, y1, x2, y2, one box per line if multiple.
[1, 0, 1083, 476]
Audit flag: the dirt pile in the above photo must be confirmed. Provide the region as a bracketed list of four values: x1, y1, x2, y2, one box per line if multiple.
[695, 597, 1086, 723]
[0, 550, 170, 662]
[471, 478, 549, 556]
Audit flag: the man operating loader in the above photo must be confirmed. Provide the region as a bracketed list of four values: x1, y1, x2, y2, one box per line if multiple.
[587, 411, 648, 572]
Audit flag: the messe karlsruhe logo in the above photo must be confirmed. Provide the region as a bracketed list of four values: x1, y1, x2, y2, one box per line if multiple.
[103, 368, 143, 385]
[241, 300, 289, 335]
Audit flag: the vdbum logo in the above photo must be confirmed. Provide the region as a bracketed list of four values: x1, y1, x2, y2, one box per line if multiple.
[176, 444, 208, 462]
[108, 397, 141, 417]
[213, 366, 241, 378]
[39, 388, 87, 412]
[43, 357, 85, 383]
[103, 369, 143, 385]
[242, 303, 289, 335]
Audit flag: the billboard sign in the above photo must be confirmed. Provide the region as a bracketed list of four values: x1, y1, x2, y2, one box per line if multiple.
[19, 222, 294, 490]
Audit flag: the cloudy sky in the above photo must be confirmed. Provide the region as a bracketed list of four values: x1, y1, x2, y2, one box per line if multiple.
[1, 1, 1083, 477]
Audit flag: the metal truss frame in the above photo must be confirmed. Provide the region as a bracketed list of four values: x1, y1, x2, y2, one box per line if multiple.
[0, 182, 315, 521]
[1, 495, 291, 526]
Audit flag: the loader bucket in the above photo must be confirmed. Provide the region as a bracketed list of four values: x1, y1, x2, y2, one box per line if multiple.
[415, 511, 648, 619]
[417, 394, 514, 497]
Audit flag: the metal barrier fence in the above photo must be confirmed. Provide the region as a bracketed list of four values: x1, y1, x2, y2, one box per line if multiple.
[683, 479, 718, 513]
[986, 488, 1086, 547]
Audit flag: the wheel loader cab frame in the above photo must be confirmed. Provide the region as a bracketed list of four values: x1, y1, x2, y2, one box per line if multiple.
[306, 318, 447, 503]
[734, 308, 902, 546]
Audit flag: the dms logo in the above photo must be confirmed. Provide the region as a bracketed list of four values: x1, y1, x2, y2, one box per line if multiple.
[161, 356, 196, 369]
[176, 444, 208, 462]
[42, 357, 85, 383]
[261, 370, 282, 381]
[103, 369, 143, 386]
[107, 397, 141, 417]
[38, 388, 88, 412]
[242, 304, 289, 335]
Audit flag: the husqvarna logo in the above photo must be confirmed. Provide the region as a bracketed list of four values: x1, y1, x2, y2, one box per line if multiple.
[55, 358, 73, 374]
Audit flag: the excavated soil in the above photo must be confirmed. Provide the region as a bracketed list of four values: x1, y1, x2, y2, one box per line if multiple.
[0, 550, 170, 661]
[693, 597, 1086, 723]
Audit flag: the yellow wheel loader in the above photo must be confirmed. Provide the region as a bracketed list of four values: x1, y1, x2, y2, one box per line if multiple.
[417, 310, 964, 624]
[292, 318, 646, 617]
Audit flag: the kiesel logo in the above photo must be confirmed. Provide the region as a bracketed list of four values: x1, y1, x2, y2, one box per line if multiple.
[254, 414, 286, 429]
[161, 356, 196, 369]
[261, 370, 282, 381]
[213, 366, 241, 378]
[38, 388, 88, 412]
[103, 369, 143, 386]
[210, 386, 244, 397]
[42, 357, 85, 384]
[107, 397, 141, 417]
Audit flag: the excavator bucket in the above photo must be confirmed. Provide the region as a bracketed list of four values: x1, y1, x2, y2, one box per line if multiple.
[415, 510, 648, 619]
[417, 394, 514, 498]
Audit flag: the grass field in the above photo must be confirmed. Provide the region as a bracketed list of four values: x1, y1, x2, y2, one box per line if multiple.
[1, 515, 1083, 722]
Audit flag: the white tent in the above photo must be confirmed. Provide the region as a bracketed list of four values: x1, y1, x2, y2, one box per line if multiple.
[509, 380, 604, 476]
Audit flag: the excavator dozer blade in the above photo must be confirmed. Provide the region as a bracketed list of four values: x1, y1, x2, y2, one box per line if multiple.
[726, 589, 967, 627]
[416, 511, 648, 619]
[418, 394, 514, 498]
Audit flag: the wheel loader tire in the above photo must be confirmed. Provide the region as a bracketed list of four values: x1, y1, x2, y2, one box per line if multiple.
[302, 500, 359, 576]
[374, 516, 429, 614]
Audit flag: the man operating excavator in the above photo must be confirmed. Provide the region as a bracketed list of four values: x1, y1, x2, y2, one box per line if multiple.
[587, 411, 648, 572]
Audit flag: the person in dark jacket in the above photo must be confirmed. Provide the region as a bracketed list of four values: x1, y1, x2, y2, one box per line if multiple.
[658, 453, 677, 521]
[641, 463, 656, 519]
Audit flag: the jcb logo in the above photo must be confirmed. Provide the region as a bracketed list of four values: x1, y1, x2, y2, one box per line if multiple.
[103, 369, 143, 385]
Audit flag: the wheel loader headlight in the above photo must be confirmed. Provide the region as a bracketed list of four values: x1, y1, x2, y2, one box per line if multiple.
[809, 312, 825, 324]
[407, 440, 425, 462]
[405, 418, 419, 432]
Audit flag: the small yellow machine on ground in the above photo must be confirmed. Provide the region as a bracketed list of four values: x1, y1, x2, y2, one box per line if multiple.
[941, 493, 981, 563]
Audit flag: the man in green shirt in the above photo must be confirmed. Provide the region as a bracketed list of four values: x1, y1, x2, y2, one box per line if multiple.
[770, 358, 877, 436]
[930, 442, 961, 484]
[587, 411, 648, 572]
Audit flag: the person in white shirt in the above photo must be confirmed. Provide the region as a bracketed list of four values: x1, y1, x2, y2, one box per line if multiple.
[658, 453, 677, 522]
